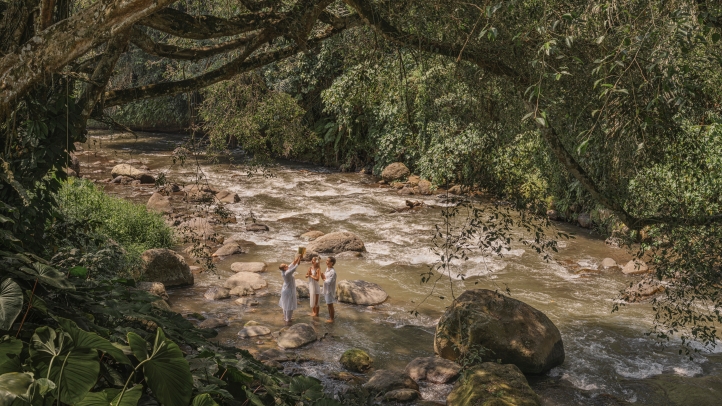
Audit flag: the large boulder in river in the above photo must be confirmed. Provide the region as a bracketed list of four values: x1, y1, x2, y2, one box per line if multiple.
[622, 259, 650, 275]
[434, 289, 564, 374]
[178, 217, 215, 240]
[306, 231, 365, 254]
[278, 323, 317, 349]
[141, 248, 193, 287]
[301, 230, 325, 241]
[183, 184, 217, 201]
[381, 162, 410, 182]
[204, 286, 230, 301]
[340, 348, 373, 373]
[337, 280, 388, 305]
[224, 272, 267, 290]
[405, 356, 461, 384]
[212, 242, 245, 258]
[231, 262, 267, 273]
[622, 277, 665, 302]
[601, 257, 619, 270]
[111, 164, 154, 184]
[215, 190, 240, 204]
[577, 212, 592, 228]
[447, 362, 540, 406]
[363, 370, 419, 395]
[147, 192, 172, 214]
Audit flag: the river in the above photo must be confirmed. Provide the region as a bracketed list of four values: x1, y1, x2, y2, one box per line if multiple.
[77, 130, 722, 405]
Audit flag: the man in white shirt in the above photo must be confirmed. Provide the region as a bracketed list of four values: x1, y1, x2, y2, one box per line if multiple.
[321, 256, 337, 323]
[278, 255, 301, 324]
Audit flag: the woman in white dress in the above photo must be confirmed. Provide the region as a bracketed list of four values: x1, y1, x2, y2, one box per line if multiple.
[320, 256, 337, 323]
[278, 255, 301, 324]
[305, 256, 321, 317]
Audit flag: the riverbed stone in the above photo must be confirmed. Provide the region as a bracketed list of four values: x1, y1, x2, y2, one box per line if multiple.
[178, 217, 215, 240]
[385, 389, 420, 403]
[306, 231, 365, 254]
[238, 325, 271, 338]
[434, 289, 564, 374]
[111, 164, 154, 183]
[204, 286, 230, 301]
[212, 242, 245, 258]
[229, 283, 256, 296]
[418, 179, 433, 195]
[622, 259, 650, 275]
[111, 175, 134, 184]
[216, 189, 240, 203]
[258, 348, 289, 361]
[199, 318, 227, 329]
[277, 323, 317, 349]
[136, 282, 169, 301]
[183, 184, 217, 201]
[446, 362, 540, 406]
[363, 369, 419, 395]
[405, 356, 461, 384]
[295, 281, 309, 298]
[224, 272, 267, 290]
[147, 192, 172, 214]
[601, 258, 619, 270]
[337, 280, 388, 305]
[381, 162, 410, 182]
[246, 223, 269, 232]
[622, 278, 665, 302]
[340, 348, 373, 373]
[301, 230, 325, 240]
[141, 248, 193, 287]
[577, 212, 592, 228]
[231, 262, 267, 273]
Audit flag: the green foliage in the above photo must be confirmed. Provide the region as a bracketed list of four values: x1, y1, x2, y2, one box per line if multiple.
[0, 279, 23, 331]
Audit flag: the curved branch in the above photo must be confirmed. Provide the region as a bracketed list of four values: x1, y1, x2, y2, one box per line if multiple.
[130, 27, 253, 60]
[138, 7, 281, 39]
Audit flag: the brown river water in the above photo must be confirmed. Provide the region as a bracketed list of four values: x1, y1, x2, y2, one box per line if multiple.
[77, 131, 722, 405]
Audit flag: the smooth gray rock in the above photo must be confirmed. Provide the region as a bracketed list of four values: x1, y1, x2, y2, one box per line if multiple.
[337, 280, 388, 305]
[278, 323, 317, 349]
[238, 325, 271, 338]
[141, 248, 193, 287]
[231, 262, 267, 273]
[204, 286, 230, 301]
[405, 356, 461, 384]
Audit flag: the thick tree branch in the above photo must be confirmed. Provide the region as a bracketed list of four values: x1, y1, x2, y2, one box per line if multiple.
[39, 0, 55, 29]
[130, 27, 253, 60]
[0, 0, 177, 119]
[138, 7, 280, 39]
[343, 0, 522, 80]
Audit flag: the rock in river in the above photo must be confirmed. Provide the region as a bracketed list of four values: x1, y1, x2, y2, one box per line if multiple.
[340, 348, 373, 373]
[199, 318, 227, 329]
[238, 325, 271, 338]
[231, 262, 267, 273]
[295, 281, 309, 298]
[146, 192, 172, 214]
[434, 289, 564, 374]
[277, 323, 317, 349]
[216, 189, 240, 203]
[204, 286, 230, 301]
[622, 259, 650, 275]
[111, 164, 154, 183]
[337, 280, 388, 305]
[447, 362, 540, 406]
[363, 369, 419, 395]
[212, 242, 245, 258]
[601, 257, 619, 270]
[381, 162, 410, 182]
[141, 248, 193, 287]
[224, 272, 267, 290]
[306, 231, 365, 254]
[178, 217, 215, 240]
[405, 356, 461, 384]
[301, 230, 325, 240]
[136, 281, 169, 301]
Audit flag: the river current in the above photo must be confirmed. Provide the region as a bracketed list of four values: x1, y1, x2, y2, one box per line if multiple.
[79, 131, 722, 405]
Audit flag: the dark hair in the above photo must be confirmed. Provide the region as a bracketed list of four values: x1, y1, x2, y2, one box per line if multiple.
[327, 256, 336, 266]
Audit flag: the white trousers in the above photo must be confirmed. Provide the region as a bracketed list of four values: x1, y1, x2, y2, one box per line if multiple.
[283, 310, 294, 322]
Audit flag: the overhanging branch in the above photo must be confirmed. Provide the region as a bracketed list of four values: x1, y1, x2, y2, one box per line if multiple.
[130, 27, 253, 60]
[138, 7, 281, 39]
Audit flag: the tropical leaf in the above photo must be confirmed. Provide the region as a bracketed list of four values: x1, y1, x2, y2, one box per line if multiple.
[289, 375, 324, 401]
[191, 393, 219, 406]
[0, 372, 33, 397]
[76, 385, 143, 406]
[135, 328, 193, 406]
[0, 279, 23, 331]
[0, 337, 23, 375]
[56, 318, 130, 364]
[126, 332, 148, 362]
[17, 263, 74, 290]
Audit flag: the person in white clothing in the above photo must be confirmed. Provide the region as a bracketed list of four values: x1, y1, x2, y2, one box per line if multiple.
[305, 256, 321, 317]
[320, 256, 337, 323]
[278, 255, 301, 324]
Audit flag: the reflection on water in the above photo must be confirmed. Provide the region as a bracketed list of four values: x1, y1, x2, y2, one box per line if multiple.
[81, 132, 722, 405]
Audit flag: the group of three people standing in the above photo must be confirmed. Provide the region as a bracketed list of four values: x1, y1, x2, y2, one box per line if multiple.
[278, 256, 337, 325]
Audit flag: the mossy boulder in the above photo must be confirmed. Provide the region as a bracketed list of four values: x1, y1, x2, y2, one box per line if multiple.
[340, 348, 373, 373]
[447, 363, 540, 406]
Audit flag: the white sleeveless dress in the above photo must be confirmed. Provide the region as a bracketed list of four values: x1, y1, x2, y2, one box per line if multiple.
[308, 267, 320, 307]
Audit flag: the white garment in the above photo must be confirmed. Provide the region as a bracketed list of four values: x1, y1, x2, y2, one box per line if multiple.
[278, 264, 298, 311]
[283, 310, 294, 322]
[308, 267, 321, 307]
[323, 267, 337, 304]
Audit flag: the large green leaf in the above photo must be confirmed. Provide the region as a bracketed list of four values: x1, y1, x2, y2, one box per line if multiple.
[17, 263, 74, 290]
[0, 337, 23, 375]
[0, 279, 23, 331]
[126, 332, 147, 362]
[140, 328, 193, 406]
[191, 393, 219, 406]
[0, 372, 33, 397]
[76, 385, 142, 406]
[56, 318, 130, 364]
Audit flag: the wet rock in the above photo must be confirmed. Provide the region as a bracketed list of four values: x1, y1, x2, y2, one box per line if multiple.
[229, 283, 256, 296]
[405, 356, 461, 384]
[622, 259, 650, 275]
[136, 281, 169, 301]
[601, 258, 619, 270]
[398, 186, 416, 195]
[212, 242, 245, 258]
[330, 371, 366, 384]
[147, 192, 172, 214]
[258, 348, 289, 361]
[391, 181, 405, 189]
[385, 389, 420, 403]
[306, 231, 365, 254]
[224, 272, 267, 290]
[178, 217, 215, 240]
[278, 323, 317, 349]
[448, 185, 467, 195]
[262, 360, 283, 369]
[547, 209, 559, 220]
[418, 179, 433, 195]
[216, 189, 240, 204]
[407, 175, 420, 186]
[204, 286, 230, 301]
[246, 223, 269, 232]
[447, 362, 540, 406]
[111, 164, 154, 183]
[301, 230, 325, 241]
[199, 318, 227, 329]
[111, 175, 135, 184]
[183, 184, 217, 201]
[238, 325, 271, 338]
[363, 369, 419, 395]
[235, 297, 259, 306]
[340, 348, 373, 373]
[622, 278, 665, 302]
[230, 262, 267, 273]
[434, 289, 564, 374]
[381, 162, 410, 182]
[295, 281, 309, 298]
[141, 248, 193, 287]
[577, 212, 592, 228]
[190, 266, 202, 275]
[337, 280, 388, 305]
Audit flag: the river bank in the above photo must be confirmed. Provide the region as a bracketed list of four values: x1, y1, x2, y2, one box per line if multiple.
[72, 130, 722, 405]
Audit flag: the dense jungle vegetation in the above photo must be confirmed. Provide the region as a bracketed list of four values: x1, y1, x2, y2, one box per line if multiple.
[1, 0, 721, 404]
